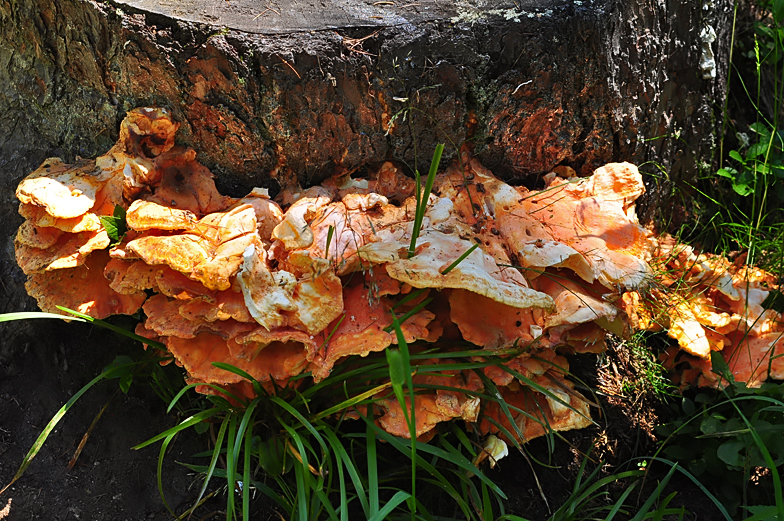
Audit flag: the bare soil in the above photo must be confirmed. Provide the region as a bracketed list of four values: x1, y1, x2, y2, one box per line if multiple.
[0, 320, 225, 520]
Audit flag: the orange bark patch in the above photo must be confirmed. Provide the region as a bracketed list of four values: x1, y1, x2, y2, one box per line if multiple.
[371, 161, 416, 202]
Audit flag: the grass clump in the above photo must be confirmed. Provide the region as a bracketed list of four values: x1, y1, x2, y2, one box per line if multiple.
[688, 0, 784, 276]
[610, 333, 678, 404]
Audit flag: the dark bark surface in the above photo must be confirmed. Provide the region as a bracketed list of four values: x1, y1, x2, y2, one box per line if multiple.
[0, 0, 731, 518]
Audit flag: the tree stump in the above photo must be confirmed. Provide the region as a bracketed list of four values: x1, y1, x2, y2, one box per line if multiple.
[0, 0, 731, 516]
[0, 0, 732, 312]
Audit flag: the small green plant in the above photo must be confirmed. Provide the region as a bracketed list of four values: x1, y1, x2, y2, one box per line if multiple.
[656, 354, 784, 516]
[693, 0, 784, 275]
[99, 204, 128, 246]
[716, 125, 784, 200]
[613, 333, 678, 402]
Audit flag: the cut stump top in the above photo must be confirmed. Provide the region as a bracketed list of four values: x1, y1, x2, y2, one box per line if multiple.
[115, 0, 568, 33]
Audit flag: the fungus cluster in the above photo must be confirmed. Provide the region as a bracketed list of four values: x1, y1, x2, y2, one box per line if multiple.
[627, 242, 784, 388]
[15, 108, 783, 448]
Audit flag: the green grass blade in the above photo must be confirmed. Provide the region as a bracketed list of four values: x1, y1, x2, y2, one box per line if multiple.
[553, 470, 642, 517]
[226, 414, 238, 521]
[166, 383, 201, 414]
[242, 423, 252, 521]
[440, 243, 479, 275]
[481, 480, 494, 521]
[605, 481, 638, 521]
[253, 478, 295, 515]
[367, 410, 380, 517]
[391, 289, 427, 310]
[156, 433, 177, 514]
[652, 492, 682, 521]
[287, 429, 311, 521]
[385, 297, 433, 332]
[306, 358, 388, 385]
[388, 315, 417, 514]
[292, 454, 308, 521]
[325, 225, 335, 260]
[648, 457, 732, 520]
[56, 306, 167, 351]
[324, 428, 369, 518]
[408, 143, 444, 258]
[500, 363, 595, 427]
[386, 347, 408, 405]
[630, 463, 678, 521]
[210, 362, 263, 395]
[0, 311, 86, 323]
[269, 396, 328, 455]
[314, 487, 340, 521]
[363, 416, 490, 519]
[330, 437, 348, 521]
[233, 397, 261, 466]
[437, 437, 507, 498]
[193, 415, 229, 518]
[367, 490, 412, 521]
[311, 380, 392, 421]
[570, 450, 594, 503]
[133, 407, 223, 449]
[449, 423, 477, 457]
[477, 373, 527, 448]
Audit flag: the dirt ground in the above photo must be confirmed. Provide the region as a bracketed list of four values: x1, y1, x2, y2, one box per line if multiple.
[0, 319, 227, 520]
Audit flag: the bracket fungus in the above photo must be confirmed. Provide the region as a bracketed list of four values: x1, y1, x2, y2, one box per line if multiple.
[632, 244, 784, 389]
[15, 108, 784, 449]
